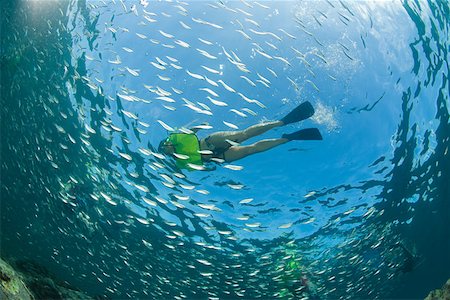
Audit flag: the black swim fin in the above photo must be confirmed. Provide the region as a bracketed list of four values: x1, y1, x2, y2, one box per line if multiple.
[281, 101, 315, 125]
[282, 128, 323, 141]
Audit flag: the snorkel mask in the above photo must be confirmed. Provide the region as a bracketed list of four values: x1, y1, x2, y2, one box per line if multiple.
[158, 136, 176, 155]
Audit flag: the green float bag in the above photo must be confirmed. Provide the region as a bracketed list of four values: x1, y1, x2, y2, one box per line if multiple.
[167, 133, 203, 170]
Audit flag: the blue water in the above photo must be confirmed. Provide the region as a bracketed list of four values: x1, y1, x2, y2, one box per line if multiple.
[1, 0, 449, 299]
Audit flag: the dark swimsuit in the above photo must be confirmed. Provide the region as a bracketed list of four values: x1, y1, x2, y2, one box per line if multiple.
[202, 136, 231, 161]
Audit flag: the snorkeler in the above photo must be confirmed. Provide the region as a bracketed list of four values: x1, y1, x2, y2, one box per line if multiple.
[158, 101, 322, 170]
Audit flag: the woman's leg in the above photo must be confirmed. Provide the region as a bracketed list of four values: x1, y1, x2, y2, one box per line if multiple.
[206, 121, 283, 149]
[222, 138, 289, 162]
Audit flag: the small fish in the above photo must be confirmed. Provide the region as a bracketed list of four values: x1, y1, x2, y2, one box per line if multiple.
[218, 230, 232, 235]
[211, 158, 225, 163]
[241, 108, 257, 116]
[245, 18, 259, 27]
[188, 163, 205, 171]
[201, 65, 220, 74]
[157, 120, 174, 131]
[223, 121, 238, 129]
[240, 76, 256, 87]
[173, 172, 185, 179]
[136, 33, 147, 39]
[287, 77, 299, 91]
[304, 191, 316, 198]
[122, 47, 133, 53]
[192, 17, 223, 29]
[110, 125, 122, 132]
[184, 103, 212, 115]
[302, 217, 316, 224]
[257, 73, 270, 84]
[306, 79, 320, 92]
[159, 30, 174, 38]
[255, 48, 273, 60]
[344, 208, 356, 215]
[150, 151, 165, 160]
[298, 56, 312, 68]
[174, 194, 189, 201]
[238, 92, 266, 108]
[299, 26, 313, 36]
[150, 61, 166, 70]
[193, 125, 213, 129]
[196, 259, 212, 266]
[119, 152, 132, 161]
[155, 196, 168, 204]
[312, 52, 328, 64]
[198, 150, 213, 155]
[249, 29, 282, 41]
[199, 88, 219, 97]
[198, 203, 219, 211]
[227, 183, 244, 189]
[278, 223, 293, 229]
[204, 76, 219, 87]
[230, 109, 247, 117]
[157, 75, 171, 81]
[166, 56, 178, 62]
[108, 56, 122, 65]
[173, 153, 189, 160]
[313, 15, 323, 27]
[186, 70, 204, 80]
[197, 189, 210, 195]
[174, 39, 190, 48]
[256, 80, 270, 88]
[138, 148, 152, 156]
[274, 56, 291, 66]
[265, 41, 278, 50]
[198, 38, 213, 45]
[208, 97, 228, 106]
[172, 87, 183, 94]
[143, 15, 157, 23]
[194, 213, 211, 218]
[85, 124, 96, 134]
[136, 218, 150, 225]
[343, 49, 354, 61]
[245, 222, 261, 228]
[149, 38, 160, 44]
[224, 164, 244, 171]
[122, 110, 138, 120]
[156, 96, 176, 103]
[291, 46, 305, 58]
[236, 30, 252, 40]
[239, 198, 253, 204]
[237, 7, 252, 16]
[279, 28, 296, 39]
[197, 102, 211, 111]
[155, 57, 168, 66]
[197, 48, 217, 59]
[170, 63, 183, 70]
[254, 2, 269, 9]
[125, 67, 140, 76]
[179, 21, 191, 29]
[180, 184, 195, 190]
[160, 174, 176, 184]
[218, 80, 236, 93]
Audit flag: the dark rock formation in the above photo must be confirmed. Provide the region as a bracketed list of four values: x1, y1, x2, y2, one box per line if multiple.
[1, 258, 91, 300]
[425, 278, 450, 300]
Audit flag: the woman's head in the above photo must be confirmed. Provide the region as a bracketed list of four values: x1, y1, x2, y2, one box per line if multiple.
[158, 138, 175, 155]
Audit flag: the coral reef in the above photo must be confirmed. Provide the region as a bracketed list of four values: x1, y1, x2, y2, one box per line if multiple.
[0, 258, 33, 300]
[1, 258, 91, 300]
[425, 278, 450, 300]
